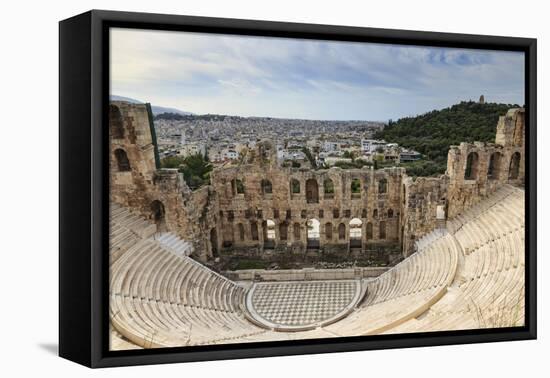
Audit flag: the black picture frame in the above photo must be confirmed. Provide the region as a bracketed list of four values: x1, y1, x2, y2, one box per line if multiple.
[59, 9, 537, 368]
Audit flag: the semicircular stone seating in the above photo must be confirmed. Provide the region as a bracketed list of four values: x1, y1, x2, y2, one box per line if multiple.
[109, 184, 525, 349]
[384, 184, 525, 334]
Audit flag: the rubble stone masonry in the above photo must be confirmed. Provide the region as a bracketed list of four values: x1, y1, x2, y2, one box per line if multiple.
[109, 101, 525, 262]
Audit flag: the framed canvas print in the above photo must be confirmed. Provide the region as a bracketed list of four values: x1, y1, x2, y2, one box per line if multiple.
[59, 10, 537, 368]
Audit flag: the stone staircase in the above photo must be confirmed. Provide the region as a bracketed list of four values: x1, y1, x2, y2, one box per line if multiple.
[153, 232, 194, 257]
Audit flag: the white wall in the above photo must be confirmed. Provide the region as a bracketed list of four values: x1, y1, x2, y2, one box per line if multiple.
[0, 0, 546, 376]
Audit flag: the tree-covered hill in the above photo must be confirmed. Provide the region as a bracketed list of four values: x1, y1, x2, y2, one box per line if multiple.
[374, 101, 520, 175]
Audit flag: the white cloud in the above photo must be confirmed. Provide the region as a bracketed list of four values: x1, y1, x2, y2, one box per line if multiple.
[110, 28, 525, 120]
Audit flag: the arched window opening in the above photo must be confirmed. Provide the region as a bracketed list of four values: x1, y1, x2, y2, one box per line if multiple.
[361, 209, 368, 218]
[307, 219, 320, 249]
[232, 179, 244, 195]
[323, 178, 335, 199]
[222, 224, 233, 248]
[378, 178, 388, 194]
[464, 152, 479, 180]
[387, 209, 394, 218]
[306, 179, 319, 203]
[110, 104, 124, 139]
[114, 149, 131, 172]
[373, 209, 378, 218]
[508, 152, 521, 180]
[333, 208, 340, 218]
[238, 223, 245, 241]
[338, 223, 346, 241]
[487, 152, 502, 180]
[279, 222, 288, 241]
[325, 223, 333, 241]
[261, 179, 273, 195]
[293, 223, 301, 241]
[263, 219, 276, 248]
[351, 178, 361, 198]
[250, 221, 259, 241]
[349, 218, 362, 247]
[366, 222, 373, 240]
[379, 221, 387, 239]
[290, 179, 300, 194]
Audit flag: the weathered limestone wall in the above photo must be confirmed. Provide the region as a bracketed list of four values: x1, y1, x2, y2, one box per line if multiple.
[446, 108, 525, 218]
[223, 267, 389, 281]
[210, 153, 404, 257]
[109, 101, 525, 264]
[109, 101, 219, 260]
[401, 176, 448, 256]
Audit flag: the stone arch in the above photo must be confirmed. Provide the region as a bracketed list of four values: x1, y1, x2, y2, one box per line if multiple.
[323, 178, 335, 198]
[150, 200, 166, 231]
[325, 222, 333, 241]
[110, 104, 124, 139]
[210, 228, 219, 257]
[290, 179, 300, 194]
[488, 152, 502, 180]
[378, 178, 388, 194]
[351, 178, 361, 197]
[261, 179, 272, 195]
[263, 219, 276, 248]
[250, 221, 259, 241]
[306, 179, 319, 203]
[222, 224, 234, 248]
[366, 222, 373, 240]
[338, 223, 346, 240]
[279, 222, 288, 241]
[307, 219, 320, 248]
[238, 223, 245, 241]
[379, 221, 387, 239]
[114, 148, 131, 172]
[464, 152, 479, 180]
[349, 218, 362, 248]
[508, 152, 521, 180]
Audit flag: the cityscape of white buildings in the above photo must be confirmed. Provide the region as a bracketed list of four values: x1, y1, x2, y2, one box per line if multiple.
[154, 114, 421, 168]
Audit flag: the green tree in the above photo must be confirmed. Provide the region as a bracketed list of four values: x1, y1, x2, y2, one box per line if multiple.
[161, 153, 213, 190]
[374, 101, 517, 175]
[301, 147, 318, 169]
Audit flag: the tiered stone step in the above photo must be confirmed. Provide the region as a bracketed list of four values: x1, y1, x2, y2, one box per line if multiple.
[415, 228, 446, 252]
[110, 203, 157, 264]
[109, 184, 525, 347]
[154, 232, 194, 257]
[323, 231, 460, 335]
[385, 184, 525, 334]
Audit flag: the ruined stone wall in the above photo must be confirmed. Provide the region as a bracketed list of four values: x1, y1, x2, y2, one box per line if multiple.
[109, 101, 219, 260]
[109, 101, 157, 208]
[401, 176, 448, 256]
[210, 152, 405, 257]
[109, 101, 525, 264]
[446, 108, 525, 218]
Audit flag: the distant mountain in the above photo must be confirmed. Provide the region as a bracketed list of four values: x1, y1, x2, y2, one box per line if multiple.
[110, 95, 193, 116]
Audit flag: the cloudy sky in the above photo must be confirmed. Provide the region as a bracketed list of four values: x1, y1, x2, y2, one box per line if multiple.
[110, 28, 524, 121]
